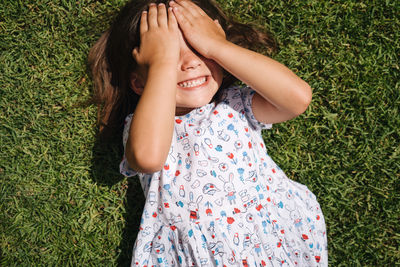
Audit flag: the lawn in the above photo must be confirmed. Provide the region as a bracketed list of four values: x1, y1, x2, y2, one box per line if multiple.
[1, 0, 399, 266]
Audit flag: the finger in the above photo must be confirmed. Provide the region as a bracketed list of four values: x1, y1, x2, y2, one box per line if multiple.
[171, 3, 192, 29]
[140, 11, 148, 34]
[147, 3, 158, 28]
[132, 47, 140, 61]
[167, 7, 178, 29]
[174, 0, 206, 16]
[170, 0, 196, 18]
[214, 19, 222, 29]
[157, 3, 168, 27]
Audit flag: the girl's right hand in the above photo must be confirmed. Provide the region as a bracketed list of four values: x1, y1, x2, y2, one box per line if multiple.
[132, 3, 180, 68]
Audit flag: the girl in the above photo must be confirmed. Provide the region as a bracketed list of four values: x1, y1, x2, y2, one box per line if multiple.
[89, 0, 328, 266]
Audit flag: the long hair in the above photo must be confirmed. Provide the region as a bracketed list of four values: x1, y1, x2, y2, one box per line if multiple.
[88, 0, 278, 141]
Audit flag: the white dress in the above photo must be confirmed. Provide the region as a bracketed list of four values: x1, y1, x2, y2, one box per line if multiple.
[120, 86, 328, 266]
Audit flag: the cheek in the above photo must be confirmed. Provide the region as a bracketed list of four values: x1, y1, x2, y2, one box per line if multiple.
[205, 60, 223, 86]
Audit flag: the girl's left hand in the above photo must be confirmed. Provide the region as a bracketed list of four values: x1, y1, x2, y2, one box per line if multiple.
[169, 0, 227, 59]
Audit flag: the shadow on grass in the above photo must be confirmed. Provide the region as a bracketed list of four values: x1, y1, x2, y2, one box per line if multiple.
[90, 137, 144, 267]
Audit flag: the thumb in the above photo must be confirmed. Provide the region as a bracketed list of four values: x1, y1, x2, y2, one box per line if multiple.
[132, 47, 140, 60]
[214, 19, 225, 37]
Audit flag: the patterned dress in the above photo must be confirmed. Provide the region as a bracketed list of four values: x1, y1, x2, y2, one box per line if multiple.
[120, 86, 328, 266]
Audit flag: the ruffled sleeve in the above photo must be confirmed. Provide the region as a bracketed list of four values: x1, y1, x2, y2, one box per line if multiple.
[119, 113, 138, 177]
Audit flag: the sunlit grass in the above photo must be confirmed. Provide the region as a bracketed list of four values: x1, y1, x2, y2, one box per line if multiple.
[1, 0, 399, 265]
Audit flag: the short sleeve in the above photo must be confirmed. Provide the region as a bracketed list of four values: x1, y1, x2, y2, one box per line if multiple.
[119, 113, 138, 177]
[240, 86, 272, 130]
[226, 86, 271, 131]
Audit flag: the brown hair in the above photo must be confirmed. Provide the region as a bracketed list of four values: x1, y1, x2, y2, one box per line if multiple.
[88, 0, 278, 141]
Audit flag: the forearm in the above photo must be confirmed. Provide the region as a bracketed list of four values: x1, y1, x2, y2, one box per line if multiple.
[126, 63, 177, 173]
[210, 41, 311, 114]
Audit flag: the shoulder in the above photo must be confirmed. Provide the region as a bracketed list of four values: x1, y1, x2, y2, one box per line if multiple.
[217, 85, 272, 130]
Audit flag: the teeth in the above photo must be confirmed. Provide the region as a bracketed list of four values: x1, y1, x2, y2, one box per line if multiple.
[178, 77, 207, 88]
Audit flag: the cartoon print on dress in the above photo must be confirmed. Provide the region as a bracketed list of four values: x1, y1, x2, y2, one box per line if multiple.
[197, 169, 207, 177]
[227, 123, 239, 136]
[214, 197, 224, 207]
[168, 214, 183, 225]
[226, 151, 238, 165]
[191, 179, 200, 189]
[275, 252, 291, 267]
[163, 183, 173, 197]
[237, 167, 245, 183]
[198, 159, 208, 167]
[188, 191, 203, 222]
[231, 91, 241, 100]
[250, 233, 262, 257]
[218, 173, 236, 205]
[233, 232, 240, 246]
[242, 151, 251, 166]
[218, 162, 229, 172]
[194, 143, 200, 156]
[204, 137, 213, 149]
[245, 170, 257, 183]
[195, 107, 206, 116]
[199, 258, 209, 266]
[185, 156, 192, 169]
[141, 226, 152, 237]
[305, 198, 315, 212]
[302, 251, 311, 263]
[143, 241, 153, 253]
[234, 140, 243, 150]
[153, 242, 165, 254]
[177, 152, 183, 166]
[179, 185, 186, 197]
[183, 172, 192, 182]
[232, 101, 242, 111]
[218, 129, 230, 142]
[204, 201, 213, 216]
[262, 243, 276, 263]
[239, 188, 258, 211]
[203, 183, 221, 195]
[208, 241, 225, 257]
[203, 120, 214, 135]
[176, 124, 191, 150]
[246, 213, 255, 223]
[285, 205, 306, 235]
[200, 142, 220, 165]
[218, 118, 227, 127]
[193, 126, 205, 136]
[147, 191, 157, 206]
[238, 109, 247, 122]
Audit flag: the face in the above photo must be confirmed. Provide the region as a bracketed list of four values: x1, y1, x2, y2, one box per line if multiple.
[132, 30, 224, 116]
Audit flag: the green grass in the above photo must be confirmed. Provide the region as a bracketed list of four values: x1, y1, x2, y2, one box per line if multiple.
[1, 0, 399, 266]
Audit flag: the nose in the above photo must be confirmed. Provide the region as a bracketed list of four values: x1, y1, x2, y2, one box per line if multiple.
[177, 29, 203, 71]
[179, 44, 202, 71]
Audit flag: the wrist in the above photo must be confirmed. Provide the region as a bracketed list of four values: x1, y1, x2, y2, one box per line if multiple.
[207, 39, 232, 60]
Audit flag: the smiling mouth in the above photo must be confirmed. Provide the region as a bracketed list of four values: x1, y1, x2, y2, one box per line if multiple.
[178, 76, 208, 88]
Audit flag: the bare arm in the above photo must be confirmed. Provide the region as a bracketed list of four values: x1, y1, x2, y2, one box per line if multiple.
[171, 0, 312, 124]
[126, 64, 177, 173]
[125, 3, 180, 173]
[209, 42, 312, 124]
